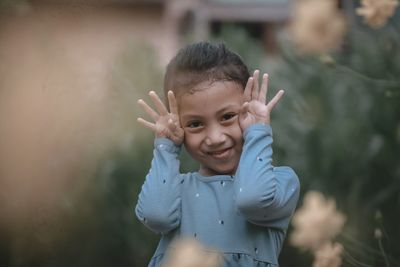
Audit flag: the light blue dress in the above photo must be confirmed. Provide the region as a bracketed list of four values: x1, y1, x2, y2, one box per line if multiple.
[135, 124, 300, 267]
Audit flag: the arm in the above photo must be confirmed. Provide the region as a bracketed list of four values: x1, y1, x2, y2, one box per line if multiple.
[234, 123, 300, 229]
[135, 137, 182, 234]
[135, 91, 184, 234]
[235, 71, 300, 229]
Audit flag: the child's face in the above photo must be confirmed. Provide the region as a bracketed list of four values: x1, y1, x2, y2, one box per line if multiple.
[178, 81, 244, 176]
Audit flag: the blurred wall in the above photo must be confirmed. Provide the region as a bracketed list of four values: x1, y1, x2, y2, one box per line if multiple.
[0, 2, 164, 255]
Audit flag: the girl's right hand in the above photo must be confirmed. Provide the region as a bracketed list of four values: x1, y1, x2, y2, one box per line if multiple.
[137, 90, 184, 146]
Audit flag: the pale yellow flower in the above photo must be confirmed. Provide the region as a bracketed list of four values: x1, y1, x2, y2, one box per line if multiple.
[356, 0, 399, 28]
[290, 0, 347, 54]
[290, 191, 346, 251]
[319, 54, 336, 66]
[162, 238, 222, 267]
[313, 242, 343, 267]
[374, 228, 383, 239]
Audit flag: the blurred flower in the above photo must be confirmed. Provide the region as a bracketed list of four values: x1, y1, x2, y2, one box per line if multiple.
[290, 191, 346, 251]
[319, 54, 336, 66]
[290, 0, 347, 54]
[374, 228, 383, 239]
[312, 242, 343, 267]
[163, 238, 222, 267]
[356, 0, 399, 28]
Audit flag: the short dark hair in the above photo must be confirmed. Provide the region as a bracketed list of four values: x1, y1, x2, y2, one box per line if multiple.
[163, 42, 250, 103]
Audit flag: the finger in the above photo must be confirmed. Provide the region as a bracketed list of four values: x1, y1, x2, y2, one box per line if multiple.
[251, 70, 260, 100]
[240, 101, 250, 116]
[266, 90, 285, 111]
[149, 91, 169, 115]
[243, 77, 253, 102]
[168, 119, 183, 144]
[167, 118, 177, 132]
[138, 99, 159, 121]
[137, 117, 157, 132]
[170, 135, 180, 145]
[168, 91, 179, 115]
[259, 73, 269, 104]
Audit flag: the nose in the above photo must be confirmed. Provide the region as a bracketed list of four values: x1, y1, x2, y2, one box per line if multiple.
[205, 124, 226, 146]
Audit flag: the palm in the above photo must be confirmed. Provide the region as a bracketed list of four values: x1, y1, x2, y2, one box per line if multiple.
[239, 71, 284, 131]
[239, 101, 270, 129]
[154, 113, 182, 140]
[137, 91, 184, 145]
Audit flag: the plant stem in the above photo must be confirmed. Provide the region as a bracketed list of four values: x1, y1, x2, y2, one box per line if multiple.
[335, 64, 400, 87]
[342, 249, 374, 267]
[378, 237, 391, 267]
[341, 232, 384, 255]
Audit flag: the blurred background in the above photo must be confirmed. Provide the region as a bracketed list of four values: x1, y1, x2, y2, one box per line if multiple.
[0, 0, 399, 266]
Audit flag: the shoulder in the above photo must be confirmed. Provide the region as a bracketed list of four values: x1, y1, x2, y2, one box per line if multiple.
[274, 166, 297, 177]
[274, 166, 300, 186]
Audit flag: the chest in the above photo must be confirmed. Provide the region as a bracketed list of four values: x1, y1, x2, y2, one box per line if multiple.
[179, 178, 250, 242]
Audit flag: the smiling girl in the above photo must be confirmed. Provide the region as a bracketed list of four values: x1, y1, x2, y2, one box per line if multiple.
[135, 42, 300, 267]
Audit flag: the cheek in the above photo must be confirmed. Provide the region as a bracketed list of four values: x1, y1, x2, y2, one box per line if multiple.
[183, 132, 201, 153]
[232, 124, 244, 144]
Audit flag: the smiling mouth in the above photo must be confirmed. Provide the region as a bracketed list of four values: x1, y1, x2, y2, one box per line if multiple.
[207, 148, 231, 159]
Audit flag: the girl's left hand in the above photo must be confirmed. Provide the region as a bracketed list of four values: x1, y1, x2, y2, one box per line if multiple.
[239, 70, 285, 131]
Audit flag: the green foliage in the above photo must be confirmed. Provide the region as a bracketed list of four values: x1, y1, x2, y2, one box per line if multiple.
[270, 21, 400, 267]
[94, 40, 164, 267]
[210, 23, 265, 71]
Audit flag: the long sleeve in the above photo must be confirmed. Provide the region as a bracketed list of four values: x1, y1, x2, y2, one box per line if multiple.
[234, 124, 300, 229]
[135, 138, 182, 234]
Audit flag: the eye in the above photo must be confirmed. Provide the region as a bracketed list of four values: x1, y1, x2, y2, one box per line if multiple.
[221, 113, 237, 121]
[187, 121, 203, 128]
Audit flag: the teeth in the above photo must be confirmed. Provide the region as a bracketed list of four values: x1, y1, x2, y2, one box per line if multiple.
[209, 148, 229, 155]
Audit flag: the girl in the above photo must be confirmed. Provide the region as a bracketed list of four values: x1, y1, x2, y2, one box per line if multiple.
[136, 42, 300, 267]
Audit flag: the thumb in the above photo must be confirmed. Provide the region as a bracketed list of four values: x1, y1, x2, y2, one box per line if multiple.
[240, 102, 249, 117]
